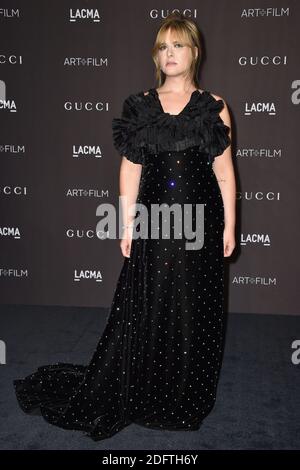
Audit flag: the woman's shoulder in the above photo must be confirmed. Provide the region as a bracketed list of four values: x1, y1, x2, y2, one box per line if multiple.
[209, 91, 228, 109]
[113, 91, 142, 120]
[208, 91, 230, 129]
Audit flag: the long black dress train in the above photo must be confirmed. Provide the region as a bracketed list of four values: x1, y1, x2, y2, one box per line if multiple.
[13, 87, 231, 441]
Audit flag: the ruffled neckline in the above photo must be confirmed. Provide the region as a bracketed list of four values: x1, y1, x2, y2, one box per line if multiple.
[111, 87, 231, 165]
[146, 88, 210, 118]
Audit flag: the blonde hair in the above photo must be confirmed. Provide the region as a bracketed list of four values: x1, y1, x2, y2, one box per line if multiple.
[151, 12, 202, 88]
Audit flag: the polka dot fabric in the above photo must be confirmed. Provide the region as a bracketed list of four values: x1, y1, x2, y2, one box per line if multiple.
[13, 88, 231, 441]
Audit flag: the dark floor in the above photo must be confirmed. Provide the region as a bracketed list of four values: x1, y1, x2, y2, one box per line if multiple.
[0, 304, 299, 450]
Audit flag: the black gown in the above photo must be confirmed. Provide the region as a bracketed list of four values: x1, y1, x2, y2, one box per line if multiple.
[13, 88, 231, 441]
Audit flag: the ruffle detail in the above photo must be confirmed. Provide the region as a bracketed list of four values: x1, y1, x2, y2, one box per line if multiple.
[111, 88, 231, 165]
[112, 95, 147, 164]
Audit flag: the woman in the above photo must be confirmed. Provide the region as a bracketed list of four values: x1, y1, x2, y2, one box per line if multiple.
[13, 12, 236, 442]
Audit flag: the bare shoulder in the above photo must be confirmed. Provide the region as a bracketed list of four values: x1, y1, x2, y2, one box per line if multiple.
[143, 90, 150, 96]
[210, 92, 227, 106]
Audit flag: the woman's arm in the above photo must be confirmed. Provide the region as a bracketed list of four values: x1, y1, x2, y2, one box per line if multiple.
[119, 156, 142, 256]
[211, 95, 236, 256]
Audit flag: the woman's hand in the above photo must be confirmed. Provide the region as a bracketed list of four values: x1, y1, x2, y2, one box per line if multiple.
[120, 226, 133, 258]
[223, 225, 236, 257]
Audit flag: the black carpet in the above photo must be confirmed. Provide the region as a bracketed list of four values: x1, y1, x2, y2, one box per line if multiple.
[0, 304, 299, 450]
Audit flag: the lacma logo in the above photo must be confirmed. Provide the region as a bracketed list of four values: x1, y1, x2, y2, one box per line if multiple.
[72, 144, 103, 158]
[245, 101, 276, 116]
[0, 226, 21, 239]
[69, 8, 100, 23]
[74, 269, 103, 283]
[0, 80, 17, 113]
[240, 233, 271, 247]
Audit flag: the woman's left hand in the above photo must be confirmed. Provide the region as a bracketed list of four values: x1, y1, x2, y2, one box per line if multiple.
[223, 226, 236, 257]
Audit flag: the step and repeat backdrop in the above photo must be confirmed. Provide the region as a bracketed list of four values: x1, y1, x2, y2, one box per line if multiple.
[0, 1, 299, 314]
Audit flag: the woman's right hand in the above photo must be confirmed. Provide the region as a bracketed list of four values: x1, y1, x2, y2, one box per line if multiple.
[120, 227, 133, 258]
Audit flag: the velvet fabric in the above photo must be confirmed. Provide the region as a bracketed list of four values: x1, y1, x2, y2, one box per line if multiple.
[13, 88, 231, 441]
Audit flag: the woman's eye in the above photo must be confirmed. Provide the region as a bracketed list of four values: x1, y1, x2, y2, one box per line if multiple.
[159, 43, 183, 50]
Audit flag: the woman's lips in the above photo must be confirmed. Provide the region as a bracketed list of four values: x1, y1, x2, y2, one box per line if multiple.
[166, 62, 177, 66]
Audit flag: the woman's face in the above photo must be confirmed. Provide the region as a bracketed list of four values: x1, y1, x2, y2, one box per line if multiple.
[157, 29, 196, 78]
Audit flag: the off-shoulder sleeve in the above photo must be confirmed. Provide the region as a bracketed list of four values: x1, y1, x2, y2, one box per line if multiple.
[111, 95, 145, 165]
[207, 97, 231, 162]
